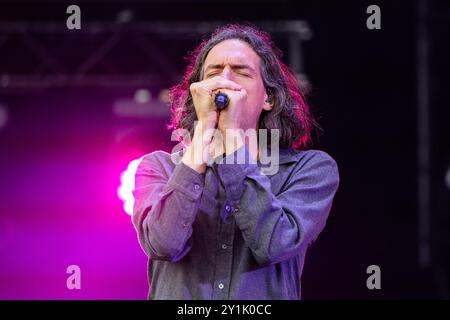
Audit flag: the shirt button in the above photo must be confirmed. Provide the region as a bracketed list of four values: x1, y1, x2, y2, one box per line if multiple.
[182, 221, 189, 228]
[221, 244, 227, 249]
[233, 207, 239, 213]
[193, 183, 200, 190]
[225, 205, 231, 213]
[218, 283, 224, 290]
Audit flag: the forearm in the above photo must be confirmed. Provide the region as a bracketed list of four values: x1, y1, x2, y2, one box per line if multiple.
[133, 153, 205, 262]
[217, 145, 340, 266]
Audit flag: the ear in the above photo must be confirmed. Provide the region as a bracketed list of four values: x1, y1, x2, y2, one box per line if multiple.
[262, 90, 274, 111]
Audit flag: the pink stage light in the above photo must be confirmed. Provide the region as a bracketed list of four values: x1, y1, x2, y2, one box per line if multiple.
[117, 157, 144, 215]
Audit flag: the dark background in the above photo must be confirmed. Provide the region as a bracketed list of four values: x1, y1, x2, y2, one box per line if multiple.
[0, 0, 448, 299]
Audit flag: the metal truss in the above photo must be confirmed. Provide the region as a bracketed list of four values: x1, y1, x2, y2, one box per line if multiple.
[0, 20, 312, 89]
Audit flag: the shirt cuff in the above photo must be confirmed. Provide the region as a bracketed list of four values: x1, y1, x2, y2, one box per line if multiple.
[166, 161, 205, 201]
[217, 144, 260, 202]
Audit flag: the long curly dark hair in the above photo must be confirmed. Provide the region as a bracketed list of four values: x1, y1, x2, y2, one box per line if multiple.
[168, 23, 318, 150]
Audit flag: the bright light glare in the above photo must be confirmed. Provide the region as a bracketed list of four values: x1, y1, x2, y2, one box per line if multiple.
[117, 157, 144, 215]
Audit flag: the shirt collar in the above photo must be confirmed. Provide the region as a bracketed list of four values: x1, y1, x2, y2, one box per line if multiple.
[174, 145, 303, 166]
[258, 146, 303, 165]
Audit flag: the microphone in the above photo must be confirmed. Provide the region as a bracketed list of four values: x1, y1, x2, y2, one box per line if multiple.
[214, 91, 229, 110]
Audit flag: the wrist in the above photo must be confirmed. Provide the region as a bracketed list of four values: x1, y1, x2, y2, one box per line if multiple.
[181, 143, 207, 174]
[223, 129, 258, 162]
[224, 129, 245, 156]
[197, 117, 217, 130]
[181, 120, 217, 173]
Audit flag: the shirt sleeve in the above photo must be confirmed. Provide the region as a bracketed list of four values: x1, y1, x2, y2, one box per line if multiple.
[217, 145, 340, 266]
[132, 152, 205, 262]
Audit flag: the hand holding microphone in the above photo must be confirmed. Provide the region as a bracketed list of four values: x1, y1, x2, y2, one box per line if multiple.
[185, 76, 247, 172]
[189, 76, 242, 125]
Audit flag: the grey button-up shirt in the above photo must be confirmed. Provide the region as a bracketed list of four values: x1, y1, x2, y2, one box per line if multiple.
[132, 144, 339, 300]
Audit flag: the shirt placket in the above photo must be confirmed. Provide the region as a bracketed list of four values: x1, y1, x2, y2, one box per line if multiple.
[212, 201, 236, 299]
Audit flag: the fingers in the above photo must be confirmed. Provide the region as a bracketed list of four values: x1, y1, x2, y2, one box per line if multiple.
[213, 87, 247, 99]
[209, 77, 242, 92]
[190, 76, 242, 96]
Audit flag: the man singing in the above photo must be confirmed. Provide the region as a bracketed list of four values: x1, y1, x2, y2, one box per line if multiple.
[132, 24, 339, 300]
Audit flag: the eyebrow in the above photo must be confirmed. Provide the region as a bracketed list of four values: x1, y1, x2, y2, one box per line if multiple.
[204, 63, 256, 75]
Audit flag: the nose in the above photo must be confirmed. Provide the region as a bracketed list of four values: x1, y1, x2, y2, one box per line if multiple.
[221, 65, 233, 80]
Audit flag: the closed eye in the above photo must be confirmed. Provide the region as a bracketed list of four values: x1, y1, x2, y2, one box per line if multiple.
[206, 71, 249, 78]
[205, 72, 219, 78]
